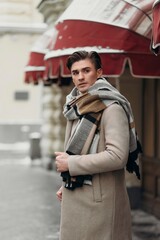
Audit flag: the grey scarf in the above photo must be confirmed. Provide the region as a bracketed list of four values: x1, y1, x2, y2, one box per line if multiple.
[62, 78, 142, 190]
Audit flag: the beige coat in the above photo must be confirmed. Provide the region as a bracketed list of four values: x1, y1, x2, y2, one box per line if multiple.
[60, 104, 132, 240]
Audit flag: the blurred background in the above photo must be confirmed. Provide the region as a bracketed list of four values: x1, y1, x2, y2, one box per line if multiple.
[0, 0, 44, 157]
[0, 1, 160, 239]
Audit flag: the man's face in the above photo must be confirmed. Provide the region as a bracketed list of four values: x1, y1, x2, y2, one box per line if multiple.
[71, 59, 102, 93]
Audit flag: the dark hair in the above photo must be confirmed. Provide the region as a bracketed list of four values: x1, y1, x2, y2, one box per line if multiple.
[66, 51, 102, 70]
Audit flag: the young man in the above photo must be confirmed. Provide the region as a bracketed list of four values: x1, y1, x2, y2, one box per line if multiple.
[55, 51, 141, 240]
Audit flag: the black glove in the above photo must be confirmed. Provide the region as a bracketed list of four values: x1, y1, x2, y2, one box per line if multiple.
[61, 171, 92, 190]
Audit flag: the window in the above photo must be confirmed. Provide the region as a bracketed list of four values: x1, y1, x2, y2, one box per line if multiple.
[14, 91, 29, 101]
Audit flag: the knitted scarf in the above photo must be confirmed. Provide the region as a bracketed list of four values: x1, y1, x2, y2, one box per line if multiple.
[62, 78, 142, 190]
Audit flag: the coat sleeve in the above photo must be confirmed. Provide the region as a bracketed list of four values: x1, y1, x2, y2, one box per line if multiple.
[67, 104, 130, 176]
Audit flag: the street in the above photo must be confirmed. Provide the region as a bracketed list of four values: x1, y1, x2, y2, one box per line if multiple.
[0, 159, 61, 240]
[0, 158, 160, 240]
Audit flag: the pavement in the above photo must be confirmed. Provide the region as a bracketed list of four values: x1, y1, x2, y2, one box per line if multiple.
[132, 210, 160, 240]
[0, 158, 61, 240]
[0, 145, 160, 240]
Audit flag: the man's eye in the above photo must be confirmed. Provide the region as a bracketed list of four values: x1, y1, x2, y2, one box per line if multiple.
[84, 69, 90, 73]
[72, 71, 78, 75]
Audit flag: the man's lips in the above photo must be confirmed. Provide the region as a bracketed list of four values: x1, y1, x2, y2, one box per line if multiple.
[78, 83, 87, 87]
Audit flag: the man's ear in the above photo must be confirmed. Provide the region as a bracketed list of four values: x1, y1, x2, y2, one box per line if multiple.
[97, 68, 103, 78]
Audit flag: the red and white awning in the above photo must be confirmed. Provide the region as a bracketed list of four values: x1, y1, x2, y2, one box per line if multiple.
[43, 0, 160, 82]
[24, 27, 58, 84]
[25, 0, 160, 85]
[151, 0, 160, 55]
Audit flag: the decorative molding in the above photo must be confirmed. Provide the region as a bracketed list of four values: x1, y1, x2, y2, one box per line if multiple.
[0, 0, 44, 31]
[0, 22, 47, 34]
[37, 0, 72, 26]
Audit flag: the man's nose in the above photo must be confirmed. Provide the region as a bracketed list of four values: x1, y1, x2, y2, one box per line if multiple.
[78, 71, 84, 80]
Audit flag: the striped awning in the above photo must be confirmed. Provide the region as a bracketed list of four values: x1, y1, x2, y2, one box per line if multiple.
[43, 0, 160, 83]
[151, 0, 160, 55]
[24, 27, 58, 84]
[25, 0, 160, 85]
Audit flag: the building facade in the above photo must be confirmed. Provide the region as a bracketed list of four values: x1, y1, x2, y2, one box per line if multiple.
[31, 0, 160, 217]
[0, 0, 46, 143]
[3, 0, 160, 220]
